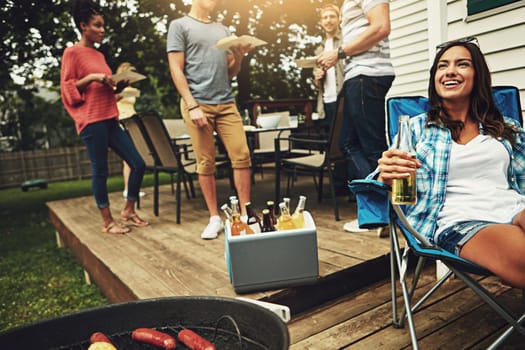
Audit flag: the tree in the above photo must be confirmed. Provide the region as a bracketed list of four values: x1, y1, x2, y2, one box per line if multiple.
[0, 0, 331, 150]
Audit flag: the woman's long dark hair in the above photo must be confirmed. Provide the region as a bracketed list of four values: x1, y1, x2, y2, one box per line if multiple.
[427, 41, 516, 144]
[71, 0, 102, 32]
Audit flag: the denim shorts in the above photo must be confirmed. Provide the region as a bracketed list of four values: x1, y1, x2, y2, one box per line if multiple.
[436, 221, 493, 256]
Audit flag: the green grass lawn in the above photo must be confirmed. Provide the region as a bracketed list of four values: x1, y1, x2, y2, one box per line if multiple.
[0, 174, 171, 333]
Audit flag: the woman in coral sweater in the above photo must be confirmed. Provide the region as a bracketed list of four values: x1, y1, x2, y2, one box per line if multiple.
[61, 0, 148, 234]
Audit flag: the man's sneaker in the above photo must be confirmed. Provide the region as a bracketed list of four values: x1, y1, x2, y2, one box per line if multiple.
[201, 216, 223, 240]
[343, 219, 370, 233]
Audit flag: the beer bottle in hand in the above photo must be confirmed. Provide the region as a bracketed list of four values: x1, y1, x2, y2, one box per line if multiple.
[291, 195, 307, 228]
[391, 115, 417, 205]
[261, 209, 276, 232]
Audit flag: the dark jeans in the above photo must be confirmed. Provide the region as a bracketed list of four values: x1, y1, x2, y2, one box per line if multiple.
[322, 101, 337, 133]
[80, 119, 146, 208]
[339, 74, 394, 179]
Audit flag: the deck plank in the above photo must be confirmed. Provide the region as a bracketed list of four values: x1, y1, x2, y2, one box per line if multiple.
[288, 265, 523, 349]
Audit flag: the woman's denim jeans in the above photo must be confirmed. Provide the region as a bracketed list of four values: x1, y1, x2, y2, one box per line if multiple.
[339, 74, 394, 179]
[80, 119, 146, 208]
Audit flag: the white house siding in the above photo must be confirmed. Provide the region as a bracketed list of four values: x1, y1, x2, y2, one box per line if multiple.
[389, 0, 525, 118]
[389, 0, 430, 96]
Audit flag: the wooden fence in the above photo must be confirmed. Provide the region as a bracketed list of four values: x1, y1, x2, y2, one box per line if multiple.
[0, 147, 122, 189]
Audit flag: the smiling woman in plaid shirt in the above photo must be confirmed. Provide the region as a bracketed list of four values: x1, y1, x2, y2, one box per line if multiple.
[373, 38, 525, 289]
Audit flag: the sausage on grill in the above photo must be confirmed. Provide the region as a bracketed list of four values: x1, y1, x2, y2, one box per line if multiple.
[178, 329, 216, 350]
[90, 332, 112, 344]
[131, 327, 177, 350]
[88, 332, 117, 350]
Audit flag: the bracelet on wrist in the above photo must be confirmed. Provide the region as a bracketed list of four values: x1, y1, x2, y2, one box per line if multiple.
[187, 104, 200, 111]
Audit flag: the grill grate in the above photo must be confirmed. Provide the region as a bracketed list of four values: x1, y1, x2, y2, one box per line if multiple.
[54, 315, 270, 350]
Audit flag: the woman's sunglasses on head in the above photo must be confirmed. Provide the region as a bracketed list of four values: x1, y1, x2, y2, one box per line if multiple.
[436, 36, 480, 50]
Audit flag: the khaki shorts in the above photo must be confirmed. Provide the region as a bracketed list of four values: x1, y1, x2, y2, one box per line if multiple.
[181, 101, 251, 175]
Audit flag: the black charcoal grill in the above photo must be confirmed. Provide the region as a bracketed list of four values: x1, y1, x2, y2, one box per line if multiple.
[0, 296, 289, 349]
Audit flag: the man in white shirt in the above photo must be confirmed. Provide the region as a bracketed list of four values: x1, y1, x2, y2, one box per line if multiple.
[313, 4, 349, 195]
[313, 4, 344, 132]
[317, 0, 395, 235]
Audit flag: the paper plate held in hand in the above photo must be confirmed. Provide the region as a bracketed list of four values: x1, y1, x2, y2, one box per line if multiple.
[295, 57, 318, 68]
[111, 71, 146, 84]
[216, 35, 267, 50]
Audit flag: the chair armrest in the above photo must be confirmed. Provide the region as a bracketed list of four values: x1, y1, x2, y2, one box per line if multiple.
[348, 179, 391, 229]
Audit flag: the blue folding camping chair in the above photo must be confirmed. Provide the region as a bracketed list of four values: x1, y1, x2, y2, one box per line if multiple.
[350, 86, 525, 349]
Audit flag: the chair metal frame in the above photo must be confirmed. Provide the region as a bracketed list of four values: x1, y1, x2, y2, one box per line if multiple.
[274, 94, 345, 221]
[349, 85, 525, 349]
[350, 179, 525, 349]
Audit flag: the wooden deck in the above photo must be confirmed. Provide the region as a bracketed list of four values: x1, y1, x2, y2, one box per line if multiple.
[48, 171, 524, 349]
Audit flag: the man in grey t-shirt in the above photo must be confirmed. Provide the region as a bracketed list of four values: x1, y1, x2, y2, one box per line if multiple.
[167, 0, 253, 240]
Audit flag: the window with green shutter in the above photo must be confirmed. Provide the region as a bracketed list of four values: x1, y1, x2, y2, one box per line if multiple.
[467, 0, 520, 15]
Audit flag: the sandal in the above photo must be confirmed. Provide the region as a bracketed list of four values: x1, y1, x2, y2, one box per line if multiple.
[120, 213, 149, 227]
[102, 222, 130, 234]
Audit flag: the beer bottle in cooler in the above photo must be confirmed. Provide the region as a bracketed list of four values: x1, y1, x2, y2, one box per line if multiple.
[276, 202, 296, 231]
[266, 200, 277, 225]
[391, 115, 417, 205]
[283, 197, 291, 213]
[245, 202, 261, 233]
[230, 199, 246, 236]
[291, 195, 307, 229]
[261, 209, 276, 232]
[221, 203, 232, 222]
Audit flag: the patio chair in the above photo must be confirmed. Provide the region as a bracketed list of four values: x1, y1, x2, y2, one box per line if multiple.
[122, 115, 196, 202]
[349, 85, 524, 349]
[162, 118, 198, 176]
[274, 94, 345, 221]
[121, 112, 197, 223]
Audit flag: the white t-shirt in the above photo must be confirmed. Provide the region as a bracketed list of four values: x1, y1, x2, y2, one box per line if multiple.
[322, 38, 337, 104]
[435, 134, 525, 240]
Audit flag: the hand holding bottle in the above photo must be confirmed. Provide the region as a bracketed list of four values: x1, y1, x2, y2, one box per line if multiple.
[377, 148, 420, 185]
